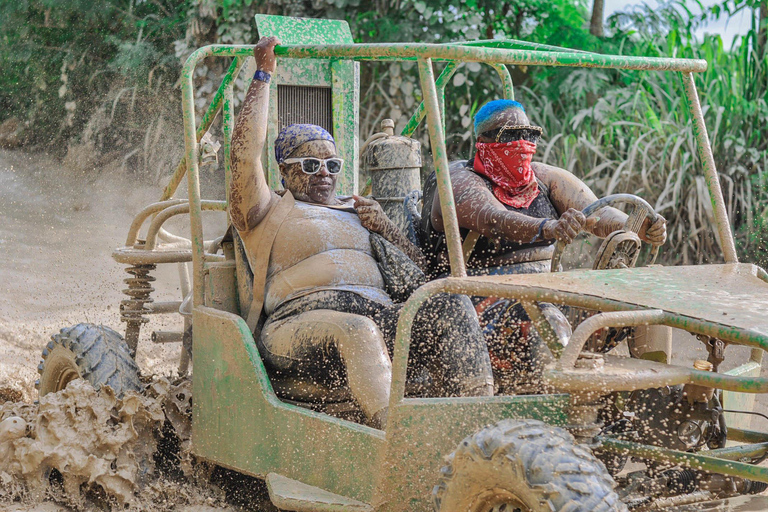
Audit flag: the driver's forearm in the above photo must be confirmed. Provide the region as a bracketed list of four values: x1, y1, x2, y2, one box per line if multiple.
[472, 207, 548, 244]
[230, 78, 271, 231]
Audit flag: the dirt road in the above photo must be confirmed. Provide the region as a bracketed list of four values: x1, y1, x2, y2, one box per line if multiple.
[0, 149, 191, 401]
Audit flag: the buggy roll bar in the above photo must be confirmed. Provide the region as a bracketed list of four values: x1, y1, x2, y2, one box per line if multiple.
[177, 42, 735, 308]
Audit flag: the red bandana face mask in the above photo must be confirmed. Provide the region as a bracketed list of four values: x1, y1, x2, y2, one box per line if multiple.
[473, 140, 539, 208]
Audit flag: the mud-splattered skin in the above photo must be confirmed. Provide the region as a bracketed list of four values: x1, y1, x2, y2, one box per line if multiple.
[230, 37, 425, 266]
[431, 108, 667, 254]
[279, 139, 339, 204]
[228, 39, 458, 427]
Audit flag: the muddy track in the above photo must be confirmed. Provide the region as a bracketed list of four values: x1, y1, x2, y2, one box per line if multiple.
[2, 148, 767, 510]
[0, 149, 236, 511]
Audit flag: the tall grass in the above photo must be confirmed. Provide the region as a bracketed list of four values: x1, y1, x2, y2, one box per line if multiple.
[495, 4, 766, 266]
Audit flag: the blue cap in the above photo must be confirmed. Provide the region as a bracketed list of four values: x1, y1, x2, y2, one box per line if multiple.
[474, 100, 526, 135]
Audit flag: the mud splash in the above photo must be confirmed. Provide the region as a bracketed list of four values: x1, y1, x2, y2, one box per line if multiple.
[0, 377, 222, 511]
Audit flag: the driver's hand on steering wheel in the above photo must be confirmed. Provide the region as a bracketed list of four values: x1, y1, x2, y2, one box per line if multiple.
[542, 208, 593, 245]
[641, 214, 667, 245]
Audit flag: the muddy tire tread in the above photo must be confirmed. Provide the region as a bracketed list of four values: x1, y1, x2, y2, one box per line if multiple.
[38, 323, 142, 397]
[433, 419, 627, 512]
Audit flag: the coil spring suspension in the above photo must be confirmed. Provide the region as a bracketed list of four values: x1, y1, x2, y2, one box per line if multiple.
[120, 264, 156, 353]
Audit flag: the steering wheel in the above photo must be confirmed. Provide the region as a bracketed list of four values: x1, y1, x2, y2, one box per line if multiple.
[550, 194, 660, 273]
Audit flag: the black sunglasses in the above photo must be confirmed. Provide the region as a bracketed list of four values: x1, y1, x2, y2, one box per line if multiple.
[482, 125, 543, 144]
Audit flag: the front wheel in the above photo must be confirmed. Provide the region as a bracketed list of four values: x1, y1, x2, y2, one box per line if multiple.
[37, 323, 142, 398]
[433, 419, 627, 512]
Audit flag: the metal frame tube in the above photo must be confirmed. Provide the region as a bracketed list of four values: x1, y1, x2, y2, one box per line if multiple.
[489, 63, 514, 100]
[125, 199, 188, 246]
[144, 200, 226, 250]
[559, 309, 666, 369]
[402, 61, 459, 137]
[273, 43, 707, 72]
[598, 437, 768, 484]
[417, 58, 466, 277]
[682, 72, 738, 263]
[162, 57, 246, 202]
[389, 277, 768, 405]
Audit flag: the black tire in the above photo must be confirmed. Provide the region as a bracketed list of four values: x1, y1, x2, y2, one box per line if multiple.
[433, 419, 627, 512]
[37, 323, 142, 398]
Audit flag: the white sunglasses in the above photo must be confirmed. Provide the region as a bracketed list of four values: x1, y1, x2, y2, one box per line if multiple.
[282, 157, 344, 175]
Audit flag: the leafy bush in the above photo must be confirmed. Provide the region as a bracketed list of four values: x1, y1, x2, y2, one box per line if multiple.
[0, 0, 765, 266]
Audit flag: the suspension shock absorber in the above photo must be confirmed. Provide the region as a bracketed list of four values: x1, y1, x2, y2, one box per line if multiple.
[120, 263, 156, 353]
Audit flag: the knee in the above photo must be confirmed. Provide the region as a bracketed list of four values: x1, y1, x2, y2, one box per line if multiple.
[425, 293, 477, 321]
[336, 315, 381, 339]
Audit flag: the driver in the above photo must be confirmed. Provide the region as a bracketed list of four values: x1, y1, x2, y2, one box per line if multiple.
[230, 37, 494, 429]
[424, 99, 667, 389]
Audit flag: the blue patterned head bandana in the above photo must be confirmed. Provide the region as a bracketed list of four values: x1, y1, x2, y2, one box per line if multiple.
[274, 124, 335, 164]
[474, 100, 526, 135]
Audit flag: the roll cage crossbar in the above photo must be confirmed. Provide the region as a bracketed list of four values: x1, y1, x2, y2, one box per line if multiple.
[172, 40, 733, 308]
[151, 34, 768, 489]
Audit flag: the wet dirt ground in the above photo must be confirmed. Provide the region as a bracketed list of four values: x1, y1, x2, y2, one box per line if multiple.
[0, 149, 233, 511]
[1, 148, 767, 509]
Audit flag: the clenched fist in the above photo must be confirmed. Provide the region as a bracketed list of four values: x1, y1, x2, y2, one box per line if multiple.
[254, 36, 280, 74]
[542, 208, 594, 244]
[641, 214, 667, 246]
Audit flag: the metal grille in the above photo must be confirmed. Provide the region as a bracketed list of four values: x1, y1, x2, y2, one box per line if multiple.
[277, 85, 333, 134]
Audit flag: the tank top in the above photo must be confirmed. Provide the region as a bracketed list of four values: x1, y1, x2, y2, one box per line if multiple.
[260, 200, 392, 316]
[421, 163, 559, 277]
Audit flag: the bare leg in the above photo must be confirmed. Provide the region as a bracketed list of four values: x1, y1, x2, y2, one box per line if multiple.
[260, 309, 392, 424]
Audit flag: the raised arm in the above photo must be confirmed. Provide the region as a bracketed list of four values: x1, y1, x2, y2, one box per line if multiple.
[229, 37, 280, 233]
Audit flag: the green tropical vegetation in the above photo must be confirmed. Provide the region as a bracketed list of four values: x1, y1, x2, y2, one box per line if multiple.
[0, 0, 765, 266]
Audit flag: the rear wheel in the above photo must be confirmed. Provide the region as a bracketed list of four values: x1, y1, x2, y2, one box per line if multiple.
[433, 419, 627, 512]
[37, 323, 142, 398]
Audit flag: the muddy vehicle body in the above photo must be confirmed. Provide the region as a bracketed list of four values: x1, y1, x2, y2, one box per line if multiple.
[38, 15, 768, 512]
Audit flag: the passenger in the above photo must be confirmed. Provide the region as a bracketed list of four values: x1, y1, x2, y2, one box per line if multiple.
[423, 99, 667, 390]
[229, 37, 494, 429]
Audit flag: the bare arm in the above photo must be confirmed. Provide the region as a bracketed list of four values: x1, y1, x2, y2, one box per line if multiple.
[430, 167, 553, 243]
[353, 195, 428, 270]
[229, 37, 280, 232]
[535, 163, 666, 244]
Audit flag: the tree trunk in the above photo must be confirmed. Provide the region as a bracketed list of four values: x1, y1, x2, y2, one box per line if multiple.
[590, 0, 605, 37]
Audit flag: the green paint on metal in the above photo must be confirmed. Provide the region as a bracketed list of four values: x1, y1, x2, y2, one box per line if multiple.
[192, 306, 383, 503]
[401, 61, 458, 138]
[598, 437, 768, 484]
[254, 15, 353, 45]
[705, 442, 768, 461]
[222, 80, 235, 207]
[273, 43, 707, 72]
[375, 394, 569, 511]
[728, 428, 768, 444]
[417, 58, 467, 278]
[488, 63, 514, 100]
[681, 72, 738, 263]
